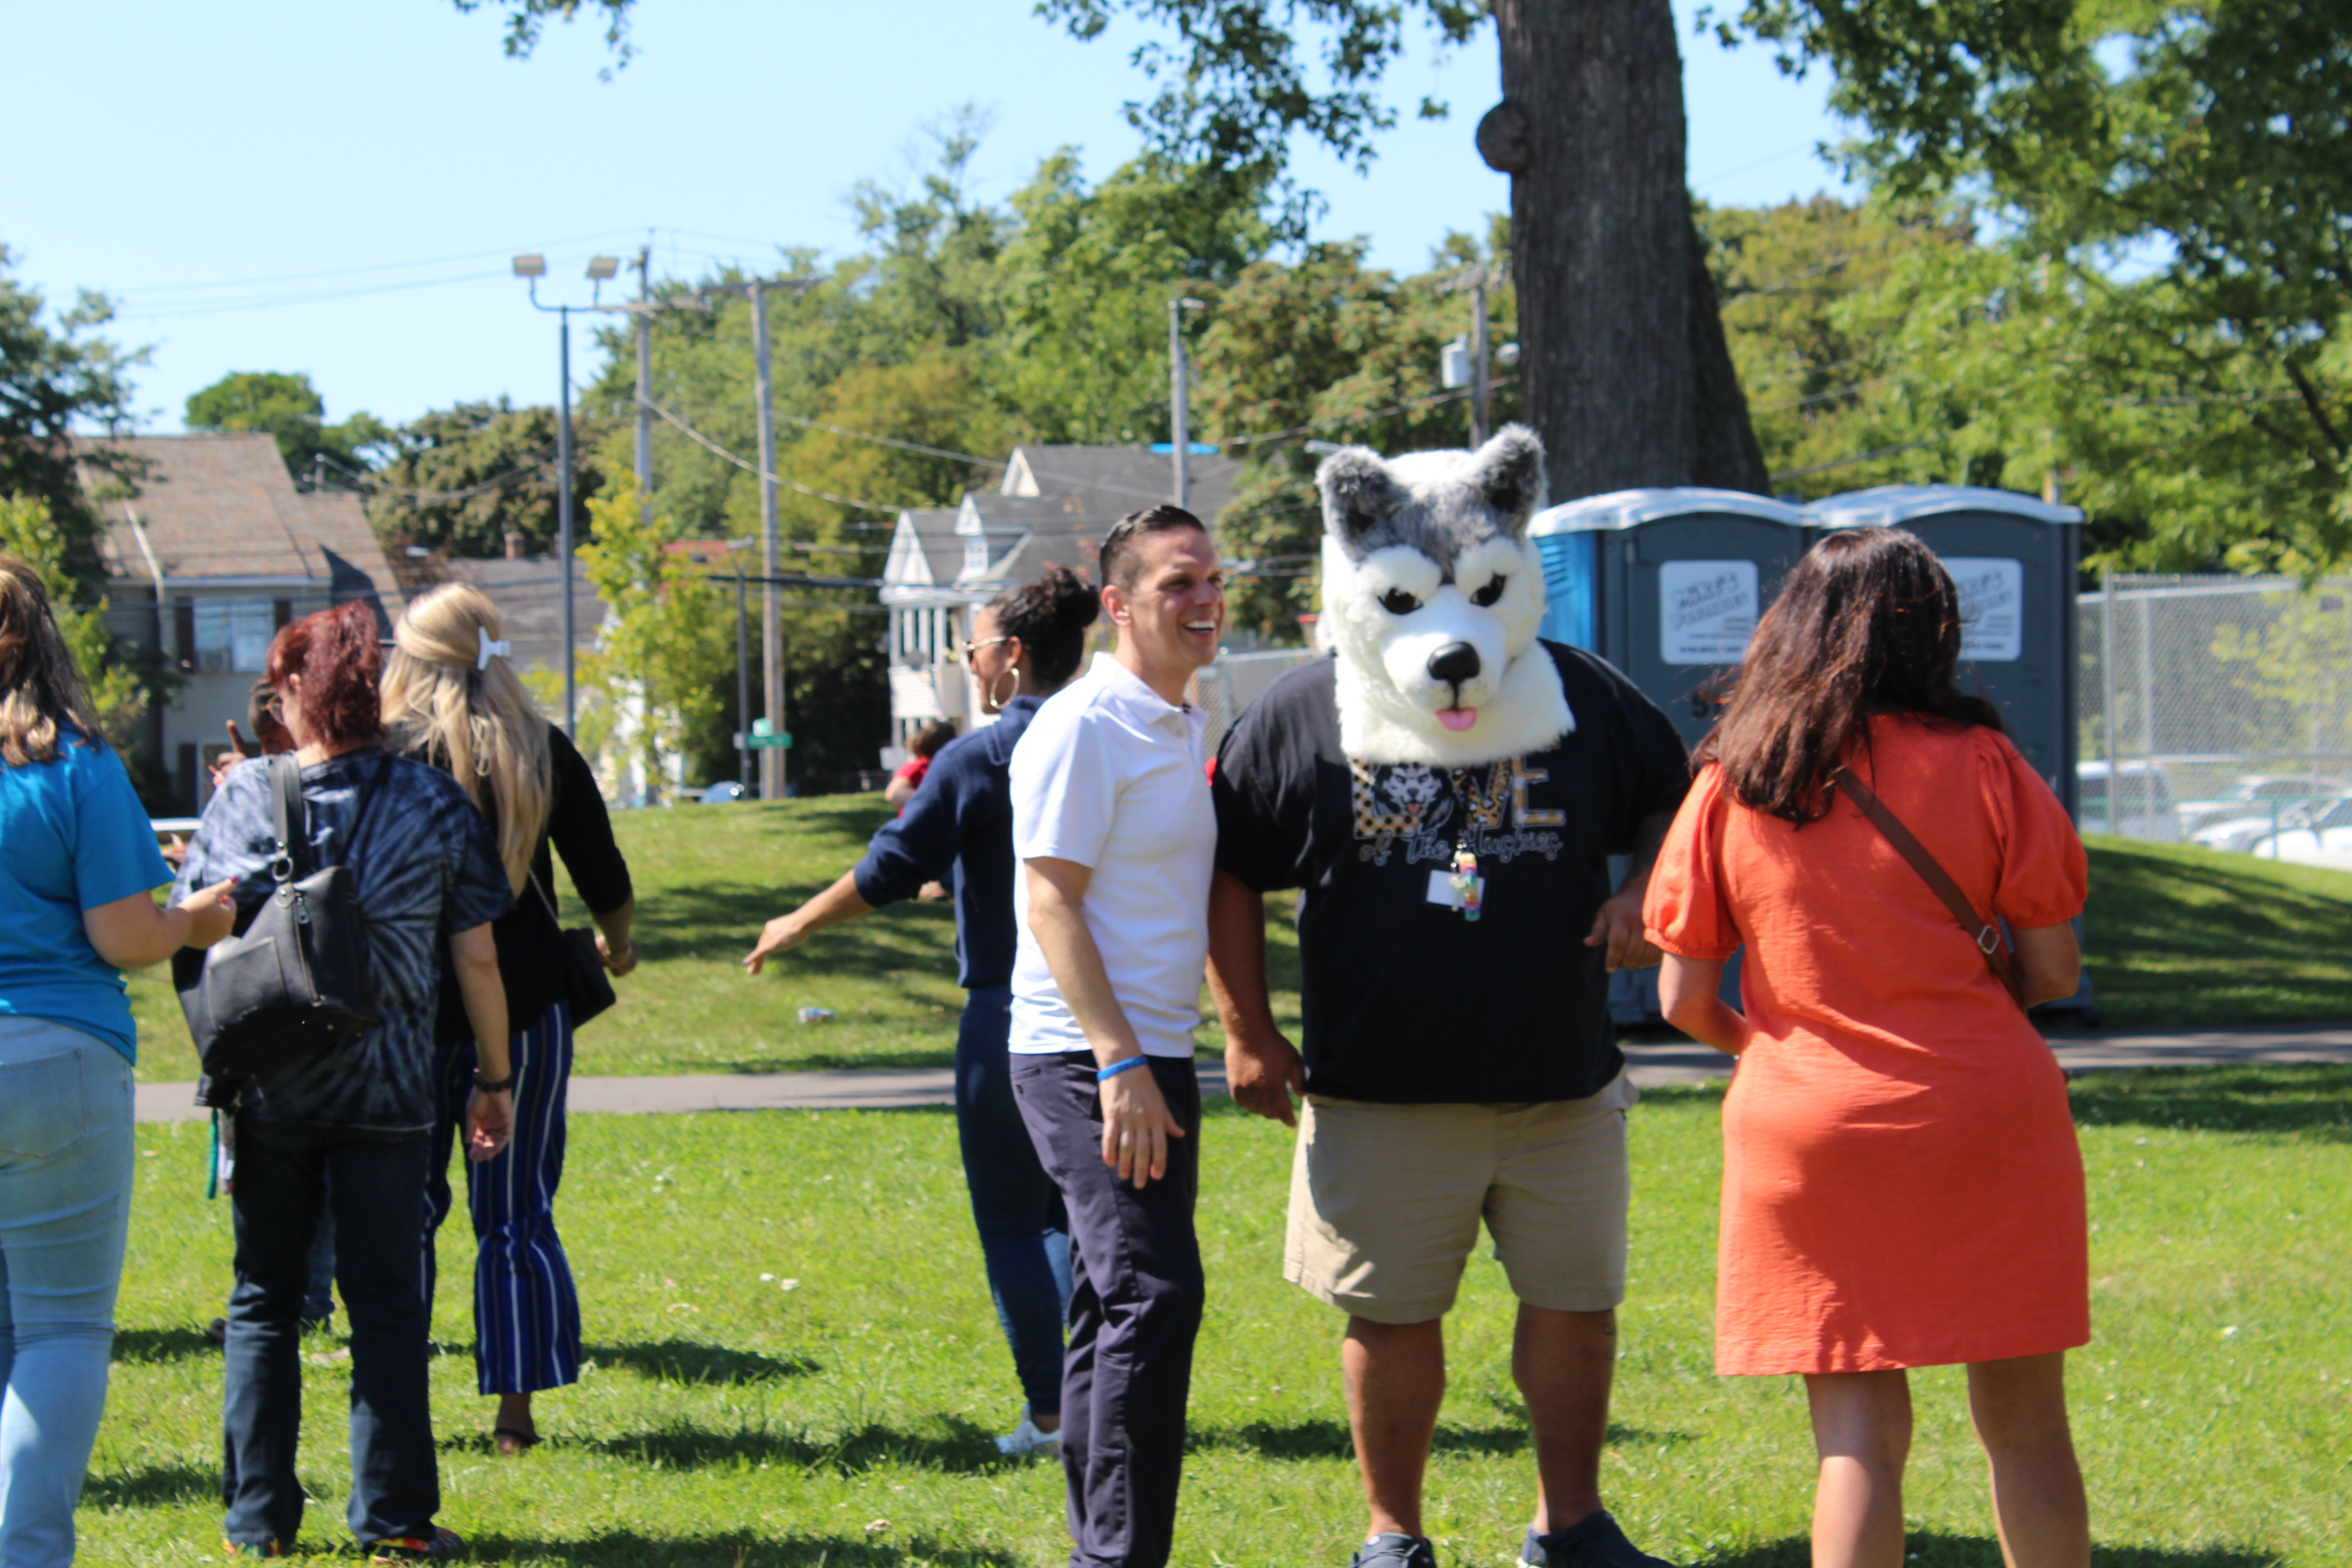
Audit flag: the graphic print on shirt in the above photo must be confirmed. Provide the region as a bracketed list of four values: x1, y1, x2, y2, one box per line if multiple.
[1348, 757, 1566, 869]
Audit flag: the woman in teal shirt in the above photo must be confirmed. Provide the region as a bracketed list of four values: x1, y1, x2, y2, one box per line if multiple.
[0, 556, 235, 1567]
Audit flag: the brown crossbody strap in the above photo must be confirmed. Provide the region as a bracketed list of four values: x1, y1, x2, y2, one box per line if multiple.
[1832, 768, 2028, 1009]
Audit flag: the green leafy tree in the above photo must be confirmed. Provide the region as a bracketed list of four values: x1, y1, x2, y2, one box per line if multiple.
[183, 371, 392, 487]
[573, 470, 734, 800]
[0, 245, 141, 559]
[365, 397, 603, 561]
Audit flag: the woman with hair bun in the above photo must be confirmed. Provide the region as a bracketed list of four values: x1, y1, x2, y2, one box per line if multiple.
[381, 582, 636, 1459]
[745, 563, 1100, 1454]
[175, 599, 515, 1563]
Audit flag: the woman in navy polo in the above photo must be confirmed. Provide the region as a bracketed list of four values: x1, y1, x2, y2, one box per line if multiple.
[743, 564, 1098, 1455]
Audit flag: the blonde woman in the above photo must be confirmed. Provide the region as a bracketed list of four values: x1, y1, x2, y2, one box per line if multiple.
[382, 583, 637, 1456]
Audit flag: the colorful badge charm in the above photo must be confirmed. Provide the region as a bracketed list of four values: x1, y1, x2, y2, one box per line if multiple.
[1450, 845, 1485, 922]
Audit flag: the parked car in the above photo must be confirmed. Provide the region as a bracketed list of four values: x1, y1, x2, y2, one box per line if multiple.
[2077, 760, 2181, 841]
[2175, 773, 2345, 839]
[697, 780, 748, 804]
[2249, 794, 2352, 872]
[2190, 789, 2352, 854]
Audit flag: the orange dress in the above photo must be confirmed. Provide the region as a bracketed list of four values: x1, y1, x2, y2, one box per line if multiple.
[1644, 717, 2091, 1375]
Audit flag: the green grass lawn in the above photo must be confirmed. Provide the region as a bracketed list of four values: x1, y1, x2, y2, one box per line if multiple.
[124, 803, 2352, 1085]
[82, 1065, 2350, 1565]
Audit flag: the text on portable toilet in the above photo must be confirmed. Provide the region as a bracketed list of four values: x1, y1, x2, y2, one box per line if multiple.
[1659, 560, 1759, 665]
[1947, 558, 2024, 662]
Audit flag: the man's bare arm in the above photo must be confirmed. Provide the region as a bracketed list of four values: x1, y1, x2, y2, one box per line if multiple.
[1205, 870, 1303, 1126]
[1586, 807, 1677, 972]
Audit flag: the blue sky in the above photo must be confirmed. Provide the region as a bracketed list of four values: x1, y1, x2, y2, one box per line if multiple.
[4, 1, 1854, 436]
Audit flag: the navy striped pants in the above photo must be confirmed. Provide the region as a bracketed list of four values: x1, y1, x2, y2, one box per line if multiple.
[426, 1000, 582, 1396]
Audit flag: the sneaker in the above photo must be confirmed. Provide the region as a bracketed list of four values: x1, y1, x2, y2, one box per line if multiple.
[205, 1318, 229, 1346]
[221, 1541, 288, 1559]
[1350, 1534, 1437, 1568]
[1520, 1512, 1677, 1568]
[369, 1528, 466, 1563]
[995, 1411, 1063, 1455]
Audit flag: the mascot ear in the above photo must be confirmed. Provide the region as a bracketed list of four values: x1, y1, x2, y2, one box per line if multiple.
[1466, 424, 1549, 535]
[1317, 445, 1407, 549]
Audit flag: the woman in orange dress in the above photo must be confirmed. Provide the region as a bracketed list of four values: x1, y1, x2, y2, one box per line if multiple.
[1642, 528, 2091, 1568]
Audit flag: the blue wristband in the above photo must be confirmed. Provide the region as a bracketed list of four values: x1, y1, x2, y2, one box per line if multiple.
[1096, 1054, 1151, 1083]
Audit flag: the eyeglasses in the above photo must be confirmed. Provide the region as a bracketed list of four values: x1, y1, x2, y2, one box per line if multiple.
[948, 635, 1013, 665]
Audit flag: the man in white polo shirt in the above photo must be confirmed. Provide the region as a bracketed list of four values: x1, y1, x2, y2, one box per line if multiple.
[1009, 504, 1224, 1568]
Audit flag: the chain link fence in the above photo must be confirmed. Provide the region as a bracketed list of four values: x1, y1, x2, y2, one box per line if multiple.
[2080, 575, 2352, 856]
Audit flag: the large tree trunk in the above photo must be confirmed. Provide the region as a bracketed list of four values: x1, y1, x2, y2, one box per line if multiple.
[1484, 0, 1768, 502]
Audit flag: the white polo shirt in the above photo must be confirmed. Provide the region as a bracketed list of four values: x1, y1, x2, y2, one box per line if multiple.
[1009, 652, 1215, 1058]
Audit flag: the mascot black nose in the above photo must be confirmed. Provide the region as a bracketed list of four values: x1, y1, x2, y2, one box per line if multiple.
[1427, 643, 1481, 687]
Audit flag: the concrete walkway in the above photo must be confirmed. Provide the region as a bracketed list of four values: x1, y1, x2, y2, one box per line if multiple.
[132, 1022, 2352, 1123]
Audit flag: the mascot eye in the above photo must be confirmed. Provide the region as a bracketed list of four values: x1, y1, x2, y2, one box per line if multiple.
[1379, 588, 1423, 615]
[1471, 575, 1509, 608]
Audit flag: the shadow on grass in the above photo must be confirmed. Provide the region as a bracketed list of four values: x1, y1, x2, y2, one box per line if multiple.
[1191, 1416, 1678, 1462]
[110, 1326, 218, 1364]
[2085, 839, 2352, 1024]
[1700, 1531, 2276, 1567]
[466, 1528, 1018, 1567]
[585, 1415, 1015, 1475]
[2069, 1063, 2352, 1140]
[585, 1340, 819, 1386]
[82, 1459, 216, 1508]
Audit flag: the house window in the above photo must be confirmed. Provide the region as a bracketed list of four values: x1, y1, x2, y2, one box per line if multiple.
[193, 600, 274, 673]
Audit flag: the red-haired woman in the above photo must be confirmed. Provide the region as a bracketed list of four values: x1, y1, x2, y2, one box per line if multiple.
[0, 555, 235, 1568]
[1643, 529, 2091, 1568]
[174, 601, 517, 1563]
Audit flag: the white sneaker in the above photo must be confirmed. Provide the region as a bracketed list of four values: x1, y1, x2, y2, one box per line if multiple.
[995, 1412, 1062, 1455]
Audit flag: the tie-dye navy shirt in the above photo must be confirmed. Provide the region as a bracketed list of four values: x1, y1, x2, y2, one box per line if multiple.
[174, 748, 512, 1134]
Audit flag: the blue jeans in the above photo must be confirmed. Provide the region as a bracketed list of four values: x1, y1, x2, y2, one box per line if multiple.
[957, 988, 1072, 1419]
[222, 1122, 438, 1549]
[0, 1021, 134, 1568]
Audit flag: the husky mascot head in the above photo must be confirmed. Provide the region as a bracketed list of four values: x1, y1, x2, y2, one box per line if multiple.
[1315, 424, 1571, 767]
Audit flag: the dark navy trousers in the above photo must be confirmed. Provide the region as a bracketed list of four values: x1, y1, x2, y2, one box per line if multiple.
[1012, 1051, 1204, 1568]
[427, 1000, 582, 1396]
[956, 987, 1073, 1418]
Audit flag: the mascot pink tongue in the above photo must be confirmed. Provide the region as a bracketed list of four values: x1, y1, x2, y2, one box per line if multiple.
[1437, 708, 1478, 732]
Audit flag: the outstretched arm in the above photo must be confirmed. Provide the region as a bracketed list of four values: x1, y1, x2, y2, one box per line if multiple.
[742, 870, 875, 975]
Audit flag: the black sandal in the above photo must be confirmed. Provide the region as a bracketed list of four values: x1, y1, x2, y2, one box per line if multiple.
[492, 1425, 539, 1455]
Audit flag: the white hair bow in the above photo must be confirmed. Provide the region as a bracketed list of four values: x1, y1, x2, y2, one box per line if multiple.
[477, 626, 512, 671]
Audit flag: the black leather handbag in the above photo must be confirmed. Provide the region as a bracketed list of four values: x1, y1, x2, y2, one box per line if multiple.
[531, 869, 617, 1028]
[180, 754, 380, 1079]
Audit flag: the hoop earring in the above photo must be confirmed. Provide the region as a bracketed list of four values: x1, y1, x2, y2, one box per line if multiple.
[987, 663, 1019, 713]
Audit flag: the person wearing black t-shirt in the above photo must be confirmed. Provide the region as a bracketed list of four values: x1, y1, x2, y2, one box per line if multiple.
[1207, 635, 1689, 1568]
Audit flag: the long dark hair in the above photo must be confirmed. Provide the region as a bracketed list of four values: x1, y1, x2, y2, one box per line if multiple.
[1697, 528, 2001, 823]
[990, 564, 1100, 690]
[0, 555, 104, 765]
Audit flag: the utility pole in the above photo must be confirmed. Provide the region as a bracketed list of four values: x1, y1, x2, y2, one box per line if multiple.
[556, 304, 576, 734]
[634, 244, 654, 522]
[751, 279, 784, 801]
[1168, 297, 1204, 510]
[735, 565, 752, 791]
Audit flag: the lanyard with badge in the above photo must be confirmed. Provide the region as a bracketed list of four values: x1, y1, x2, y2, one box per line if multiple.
[1426, 763, 1507, 922]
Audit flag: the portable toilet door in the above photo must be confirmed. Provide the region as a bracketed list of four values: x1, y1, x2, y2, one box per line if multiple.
[1802, 485, 2084, 817]
[1527, 488, 1813, 753]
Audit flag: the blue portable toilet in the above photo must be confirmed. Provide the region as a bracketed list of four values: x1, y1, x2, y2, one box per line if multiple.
[1802, 485, 2084, 815]
[1527, 488, 1812, 752]
[1528, 488, 1810, 1025]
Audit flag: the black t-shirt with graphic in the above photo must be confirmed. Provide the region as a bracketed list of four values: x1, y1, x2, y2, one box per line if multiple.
[1212, 642, 1690, 1104]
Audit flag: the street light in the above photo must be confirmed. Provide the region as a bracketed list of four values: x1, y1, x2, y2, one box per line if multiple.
[514, 253, 625, 737]
[1169, 296, 1206, 510]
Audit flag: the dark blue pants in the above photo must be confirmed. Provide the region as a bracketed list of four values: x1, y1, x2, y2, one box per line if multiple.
[956, 987, 1073, 1418]
[428, 1001, 582, 1396]
[1012, 1052, 1204, 1568]
[221, 1122, 437, 1549]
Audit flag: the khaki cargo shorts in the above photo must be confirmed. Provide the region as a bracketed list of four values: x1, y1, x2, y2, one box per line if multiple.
[1284, 1069, 1636, 1323]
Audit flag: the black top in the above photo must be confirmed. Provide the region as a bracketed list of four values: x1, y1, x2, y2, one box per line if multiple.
[427, 723, 634, 1043]
[852, 695, 1040, 990]
[1211, 643, 1690, 1104]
